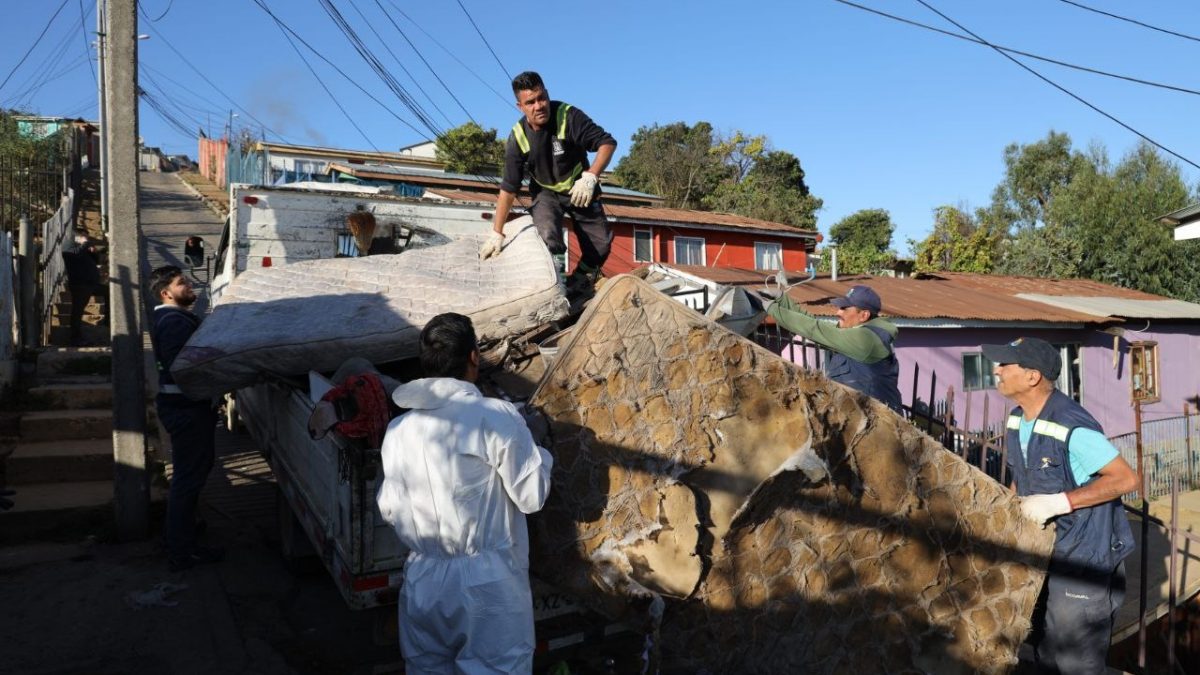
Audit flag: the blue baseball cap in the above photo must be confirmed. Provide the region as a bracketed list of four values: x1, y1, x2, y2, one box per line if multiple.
[831, 285, 882, 316]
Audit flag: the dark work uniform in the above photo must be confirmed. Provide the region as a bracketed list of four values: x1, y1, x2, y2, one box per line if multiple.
[151, 304, 217, 560]
[61, 240, 102, 346]
[824, 324, 902, 412]
[1006, 390, 1134, 674]
[501, 101, 616, 271]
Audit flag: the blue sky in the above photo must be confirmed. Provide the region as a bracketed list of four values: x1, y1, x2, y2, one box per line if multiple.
[3, 1, 1198, 250]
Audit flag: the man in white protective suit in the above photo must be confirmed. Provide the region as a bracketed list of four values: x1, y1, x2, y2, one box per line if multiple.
[376, 312, 553, 673]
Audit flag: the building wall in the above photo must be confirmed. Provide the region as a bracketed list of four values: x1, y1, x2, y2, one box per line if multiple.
[887, 325, 1200, 437]
[571, 221, 810, 277]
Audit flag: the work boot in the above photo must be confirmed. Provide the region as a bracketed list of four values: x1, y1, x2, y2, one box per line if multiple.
[168, 544, 225, 572]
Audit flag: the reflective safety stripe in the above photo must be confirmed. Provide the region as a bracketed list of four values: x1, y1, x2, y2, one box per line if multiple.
[1033, 419, 1071, 442]
[510, 104, 583, 193]
[1007, 414, 1022, 430]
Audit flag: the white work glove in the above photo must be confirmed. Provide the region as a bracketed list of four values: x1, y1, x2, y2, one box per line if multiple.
[479, 231, 504, 260]
[1019, 492, 1073, 528]
[568, 171, 598, 208]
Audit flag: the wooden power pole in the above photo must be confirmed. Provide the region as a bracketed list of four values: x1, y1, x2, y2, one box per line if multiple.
[105, 0, 149, 539]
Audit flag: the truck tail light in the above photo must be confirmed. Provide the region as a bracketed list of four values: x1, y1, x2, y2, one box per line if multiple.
[262, 257, 272, 267]
[242, 196, 259, 205]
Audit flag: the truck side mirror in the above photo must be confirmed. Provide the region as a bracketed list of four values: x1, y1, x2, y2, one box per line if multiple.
[184, 236, 205, 268]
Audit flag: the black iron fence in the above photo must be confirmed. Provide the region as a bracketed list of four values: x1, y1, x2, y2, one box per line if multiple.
[0, 156, 69, 234]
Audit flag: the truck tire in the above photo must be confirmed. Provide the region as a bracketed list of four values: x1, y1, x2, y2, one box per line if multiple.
[277, 487, 316, 564]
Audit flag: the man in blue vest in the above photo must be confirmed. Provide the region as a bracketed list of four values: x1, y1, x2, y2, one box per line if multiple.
[480, 70, 617, 299]
[767, 284, 902, 411]
[983, 337, 1137, 674]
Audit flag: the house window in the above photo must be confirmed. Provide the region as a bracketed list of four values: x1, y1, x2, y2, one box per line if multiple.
[962, 352, 997, 391]
[634, 229, 653, 263]
[674, 236, 705, 266]
[755, 242, 783, 270]
[1129, 341, 1159, 403]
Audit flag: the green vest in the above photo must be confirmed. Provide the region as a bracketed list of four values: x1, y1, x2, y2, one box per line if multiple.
[511, 103, 583, 193]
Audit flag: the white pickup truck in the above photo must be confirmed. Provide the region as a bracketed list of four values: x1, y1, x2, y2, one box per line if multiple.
[199, 182, 633, 668]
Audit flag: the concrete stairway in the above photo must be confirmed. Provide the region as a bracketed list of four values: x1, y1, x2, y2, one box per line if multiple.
[1, 348, 116, 543]
[47, 290, 109, 347]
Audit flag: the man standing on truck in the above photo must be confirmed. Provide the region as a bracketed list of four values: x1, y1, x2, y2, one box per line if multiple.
[480, 70, 617, 300]
[377, 312, 553, 673]
[149, 265, 224, 572]
[767, 283, 903, 411]
[983, 337, 1137, 674]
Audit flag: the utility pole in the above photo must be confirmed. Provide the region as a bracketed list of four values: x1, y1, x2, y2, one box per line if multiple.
[95, 0, 108, 233]
[105, 0, 149, 540]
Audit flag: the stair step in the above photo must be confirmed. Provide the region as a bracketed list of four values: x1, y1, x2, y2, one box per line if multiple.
[48, 325, 109, 347]
[35, 347, 111, 376]
[37, 374, 109, 386]
[0, 481, 113, 544]
[6, 439, 112, 484]
[19, 409, 112, 442]
[25, 382, 113, 410]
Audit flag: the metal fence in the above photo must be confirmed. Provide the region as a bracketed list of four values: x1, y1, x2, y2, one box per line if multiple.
[227, 143, 267, 187]
[0, 156, 68, 234]
[37, 190, 75, 344]
[1, 230, 17, 377]
[1111, 410, 1200, 500]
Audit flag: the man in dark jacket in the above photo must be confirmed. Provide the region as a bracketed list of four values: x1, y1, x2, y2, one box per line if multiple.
[149, 265, 223, 572]
[61, 234, 102, 346]
[480, 71, 616, 299]
[767, 284, 902, 411]
[983, 337, 1137, 674]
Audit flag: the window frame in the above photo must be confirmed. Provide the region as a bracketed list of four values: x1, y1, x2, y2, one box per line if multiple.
[754, 241, 783, 270]
[961, 351, 997, 391]
[673, 236, 706, 266]
[1129, 340, 1160, 404]
[633, 228, 654, 263]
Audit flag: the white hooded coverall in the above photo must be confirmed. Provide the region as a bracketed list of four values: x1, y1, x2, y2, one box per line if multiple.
[376, 377, 553, 674]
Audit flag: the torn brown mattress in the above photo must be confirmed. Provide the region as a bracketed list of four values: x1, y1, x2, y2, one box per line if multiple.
[172, 218, 566, 399]
[528, 275, 1055, 674]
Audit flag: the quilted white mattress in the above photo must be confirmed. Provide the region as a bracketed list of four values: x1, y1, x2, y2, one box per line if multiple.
[171, 217, 568, 399]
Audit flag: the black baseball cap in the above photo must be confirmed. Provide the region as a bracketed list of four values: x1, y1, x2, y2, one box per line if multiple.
[981, 337, 1061, 381]
[830, 284, 882, 316]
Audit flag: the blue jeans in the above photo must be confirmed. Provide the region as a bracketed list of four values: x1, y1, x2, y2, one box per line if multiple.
[157, 393, 217, 557]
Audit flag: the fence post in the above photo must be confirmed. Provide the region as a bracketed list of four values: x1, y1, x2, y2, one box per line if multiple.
[1185, 402, 1194, 489]
[17, 216, 37, 349]
[1168, 476, 1179, 673]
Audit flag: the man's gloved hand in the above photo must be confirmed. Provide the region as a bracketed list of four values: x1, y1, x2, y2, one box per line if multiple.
[775, 268, 789, 290]
[519, 403, 549, 445]
[569, 172, 598, 208]
[479, 231, 505, 260]
[1019, 492, 1072, 528]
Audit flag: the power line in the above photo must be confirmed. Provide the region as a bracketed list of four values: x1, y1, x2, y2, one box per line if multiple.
[248, 0, 429, 139]
[1056, 0, 1200, 44]
[142, 0, 176, 23]
[137, 6, 295, 143]
[78, 0, 97, 88]
[912, 0, 1199, 171]
[265, 6, 380, 151]
[832, 0, 1200, 97]
[343, 0, 454, 127]
[4, 14, 84, 109]
[0, 0, 72, 95]
[454, 0, 511, 82]
[383, 0, 511, 106]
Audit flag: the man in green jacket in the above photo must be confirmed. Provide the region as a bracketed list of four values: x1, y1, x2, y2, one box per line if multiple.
[767, 284, 902, 411]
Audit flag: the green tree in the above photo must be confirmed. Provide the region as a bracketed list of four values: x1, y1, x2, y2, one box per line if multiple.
[0, 108, 68, 164]
[987, 130, 1089, 232]
[612, 121, 723, 209]
[821, 208, 895, 274]
[910, 205, 1002, 274]
[435, 121, 504, 174]
[703, 145, 822, 229]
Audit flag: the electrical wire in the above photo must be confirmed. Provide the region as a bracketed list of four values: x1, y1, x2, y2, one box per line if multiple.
[343, 0, 453, 128]
[141, 0, 175, 23]
[78, 0, 97, 87]
[139, 67, 214, 130]
[383, 0, 511, 105]
[913, 0, 1199, 171]
[1056, 0, 1200, 44]
[265, 6, 380, 152]
[832, 0, 1200, 97]
[454, 0, 511, 82]
[0, 0, 71, 94]
[137, 6, 295, 143]
[4, 18, 84, 109]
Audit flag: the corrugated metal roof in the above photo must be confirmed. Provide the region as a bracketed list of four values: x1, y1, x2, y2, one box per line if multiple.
[419, 191, 817, 237]
[1017, 295, 1200, 320]
[1158, 202, 1200, 225]
[919, 272, 1160, 299]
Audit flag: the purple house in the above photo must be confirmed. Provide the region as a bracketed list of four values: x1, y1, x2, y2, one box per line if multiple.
[762, 271, 1200, 438]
